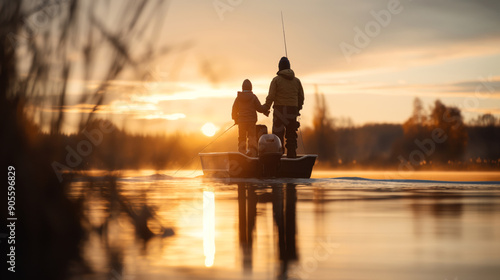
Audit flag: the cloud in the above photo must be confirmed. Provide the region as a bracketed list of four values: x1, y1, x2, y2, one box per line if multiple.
[451, 77, 500, 95]
[300, 72, 500, 101]
[135, 113, 186, 120]
[463, 107, 500, 115]
[229, 1, 500, 74]
[367, 77, 500, 97]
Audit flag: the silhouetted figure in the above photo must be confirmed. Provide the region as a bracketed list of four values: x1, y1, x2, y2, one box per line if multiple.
[235, 182, 298, 279]
[232, 79, 270, 156]
[272, 184, 298, 279]
[264, 57, 304, 158]
[238, 184, 258, 273]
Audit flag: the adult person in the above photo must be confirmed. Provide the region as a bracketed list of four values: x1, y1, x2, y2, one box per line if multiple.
[264, 57, 304, 158]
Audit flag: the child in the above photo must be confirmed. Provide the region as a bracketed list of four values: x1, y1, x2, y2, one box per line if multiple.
[232, 79, 269, 156]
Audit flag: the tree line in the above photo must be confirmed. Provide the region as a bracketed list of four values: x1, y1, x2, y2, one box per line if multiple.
[33, 95, 498, 172]
[302, 94, 500, 170]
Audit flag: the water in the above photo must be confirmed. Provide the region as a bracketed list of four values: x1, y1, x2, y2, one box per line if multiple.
[71, 171, 500, 280]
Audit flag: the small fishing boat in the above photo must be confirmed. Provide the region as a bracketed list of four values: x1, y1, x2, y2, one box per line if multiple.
[199, 132, 317, 178]
[199, 152, 317, 178]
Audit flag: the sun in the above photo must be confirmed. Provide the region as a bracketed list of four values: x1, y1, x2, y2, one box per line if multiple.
[201, 122, 218, 137]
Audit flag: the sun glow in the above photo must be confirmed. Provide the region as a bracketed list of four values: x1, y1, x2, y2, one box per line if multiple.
[201, 122, 218, 137]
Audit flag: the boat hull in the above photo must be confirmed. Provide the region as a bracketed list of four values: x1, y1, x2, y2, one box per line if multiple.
[199, 152, 317, 178]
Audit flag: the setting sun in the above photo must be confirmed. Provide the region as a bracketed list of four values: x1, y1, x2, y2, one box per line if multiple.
[201, 122, 218, 137]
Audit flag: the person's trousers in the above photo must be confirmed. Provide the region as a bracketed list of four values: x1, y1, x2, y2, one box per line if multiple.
[238, 122, 257, 156]
[272, 106, 299, 157]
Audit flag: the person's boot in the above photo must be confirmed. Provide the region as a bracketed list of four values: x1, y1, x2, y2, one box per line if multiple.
[238, 141, 246, 154]
[285, 141, 297, 158]
[247, 137, 257, 157]
[287, 149, 297, 158]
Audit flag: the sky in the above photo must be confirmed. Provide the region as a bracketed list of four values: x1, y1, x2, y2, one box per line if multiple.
[36, 0, 500, 135]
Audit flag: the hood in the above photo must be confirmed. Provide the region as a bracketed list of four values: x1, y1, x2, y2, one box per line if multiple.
[277, 69, 295, 80]
[237, 90, 254, 101]
[278, 57, 290, 71]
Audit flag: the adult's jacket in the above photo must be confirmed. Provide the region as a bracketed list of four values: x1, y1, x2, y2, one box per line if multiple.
[264, 69, 304, 110]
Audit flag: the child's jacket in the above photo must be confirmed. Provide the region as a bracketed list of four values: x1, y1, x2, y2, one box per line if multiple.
[232, 90, 267, 124]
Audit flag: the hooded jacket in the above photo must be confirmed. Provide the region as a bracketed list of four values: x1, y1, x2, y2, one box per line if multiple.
[264, 69, 304, 110]
[232, 90, 267, 124]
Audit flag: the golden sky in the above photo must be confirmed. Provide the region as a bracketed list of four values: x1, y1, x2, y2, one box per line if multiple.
[33, 0, 500, 135]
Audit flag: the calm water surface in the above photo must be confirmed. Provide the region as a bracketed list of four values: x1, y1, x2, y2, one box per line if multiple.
[72, 171, 500, 280]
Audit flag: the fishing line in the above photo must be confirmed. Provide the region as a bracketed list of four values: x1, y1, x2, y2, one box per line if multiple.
[173, 124, 236, 176]
[298, 116, 306, 154]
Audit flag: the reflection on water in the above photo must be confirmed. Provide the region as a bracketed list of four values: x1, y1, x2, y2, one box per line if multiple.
[237, 183, 299, 279]
[238, 184, 256, 273]
[204, 191, 216, 267]
[70, 171, 500, 280]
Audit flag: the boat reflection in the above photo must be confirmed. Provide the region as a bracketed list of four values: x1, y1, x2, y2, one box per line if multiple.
[237, 182, 298, 279]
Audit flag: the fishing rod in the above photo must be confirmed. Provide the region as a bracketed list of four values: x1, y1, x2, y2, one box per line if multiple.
[173, 124, 236, 176]
[197, 123, 236, 154]
[281, 11, 306, 154]
[281, 11, 288, 58]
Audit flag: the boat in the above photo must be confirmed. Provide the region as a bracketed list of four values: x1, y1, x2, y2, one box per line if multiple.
[199, 152, 317, 178]
[199, 132, 317, 178]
